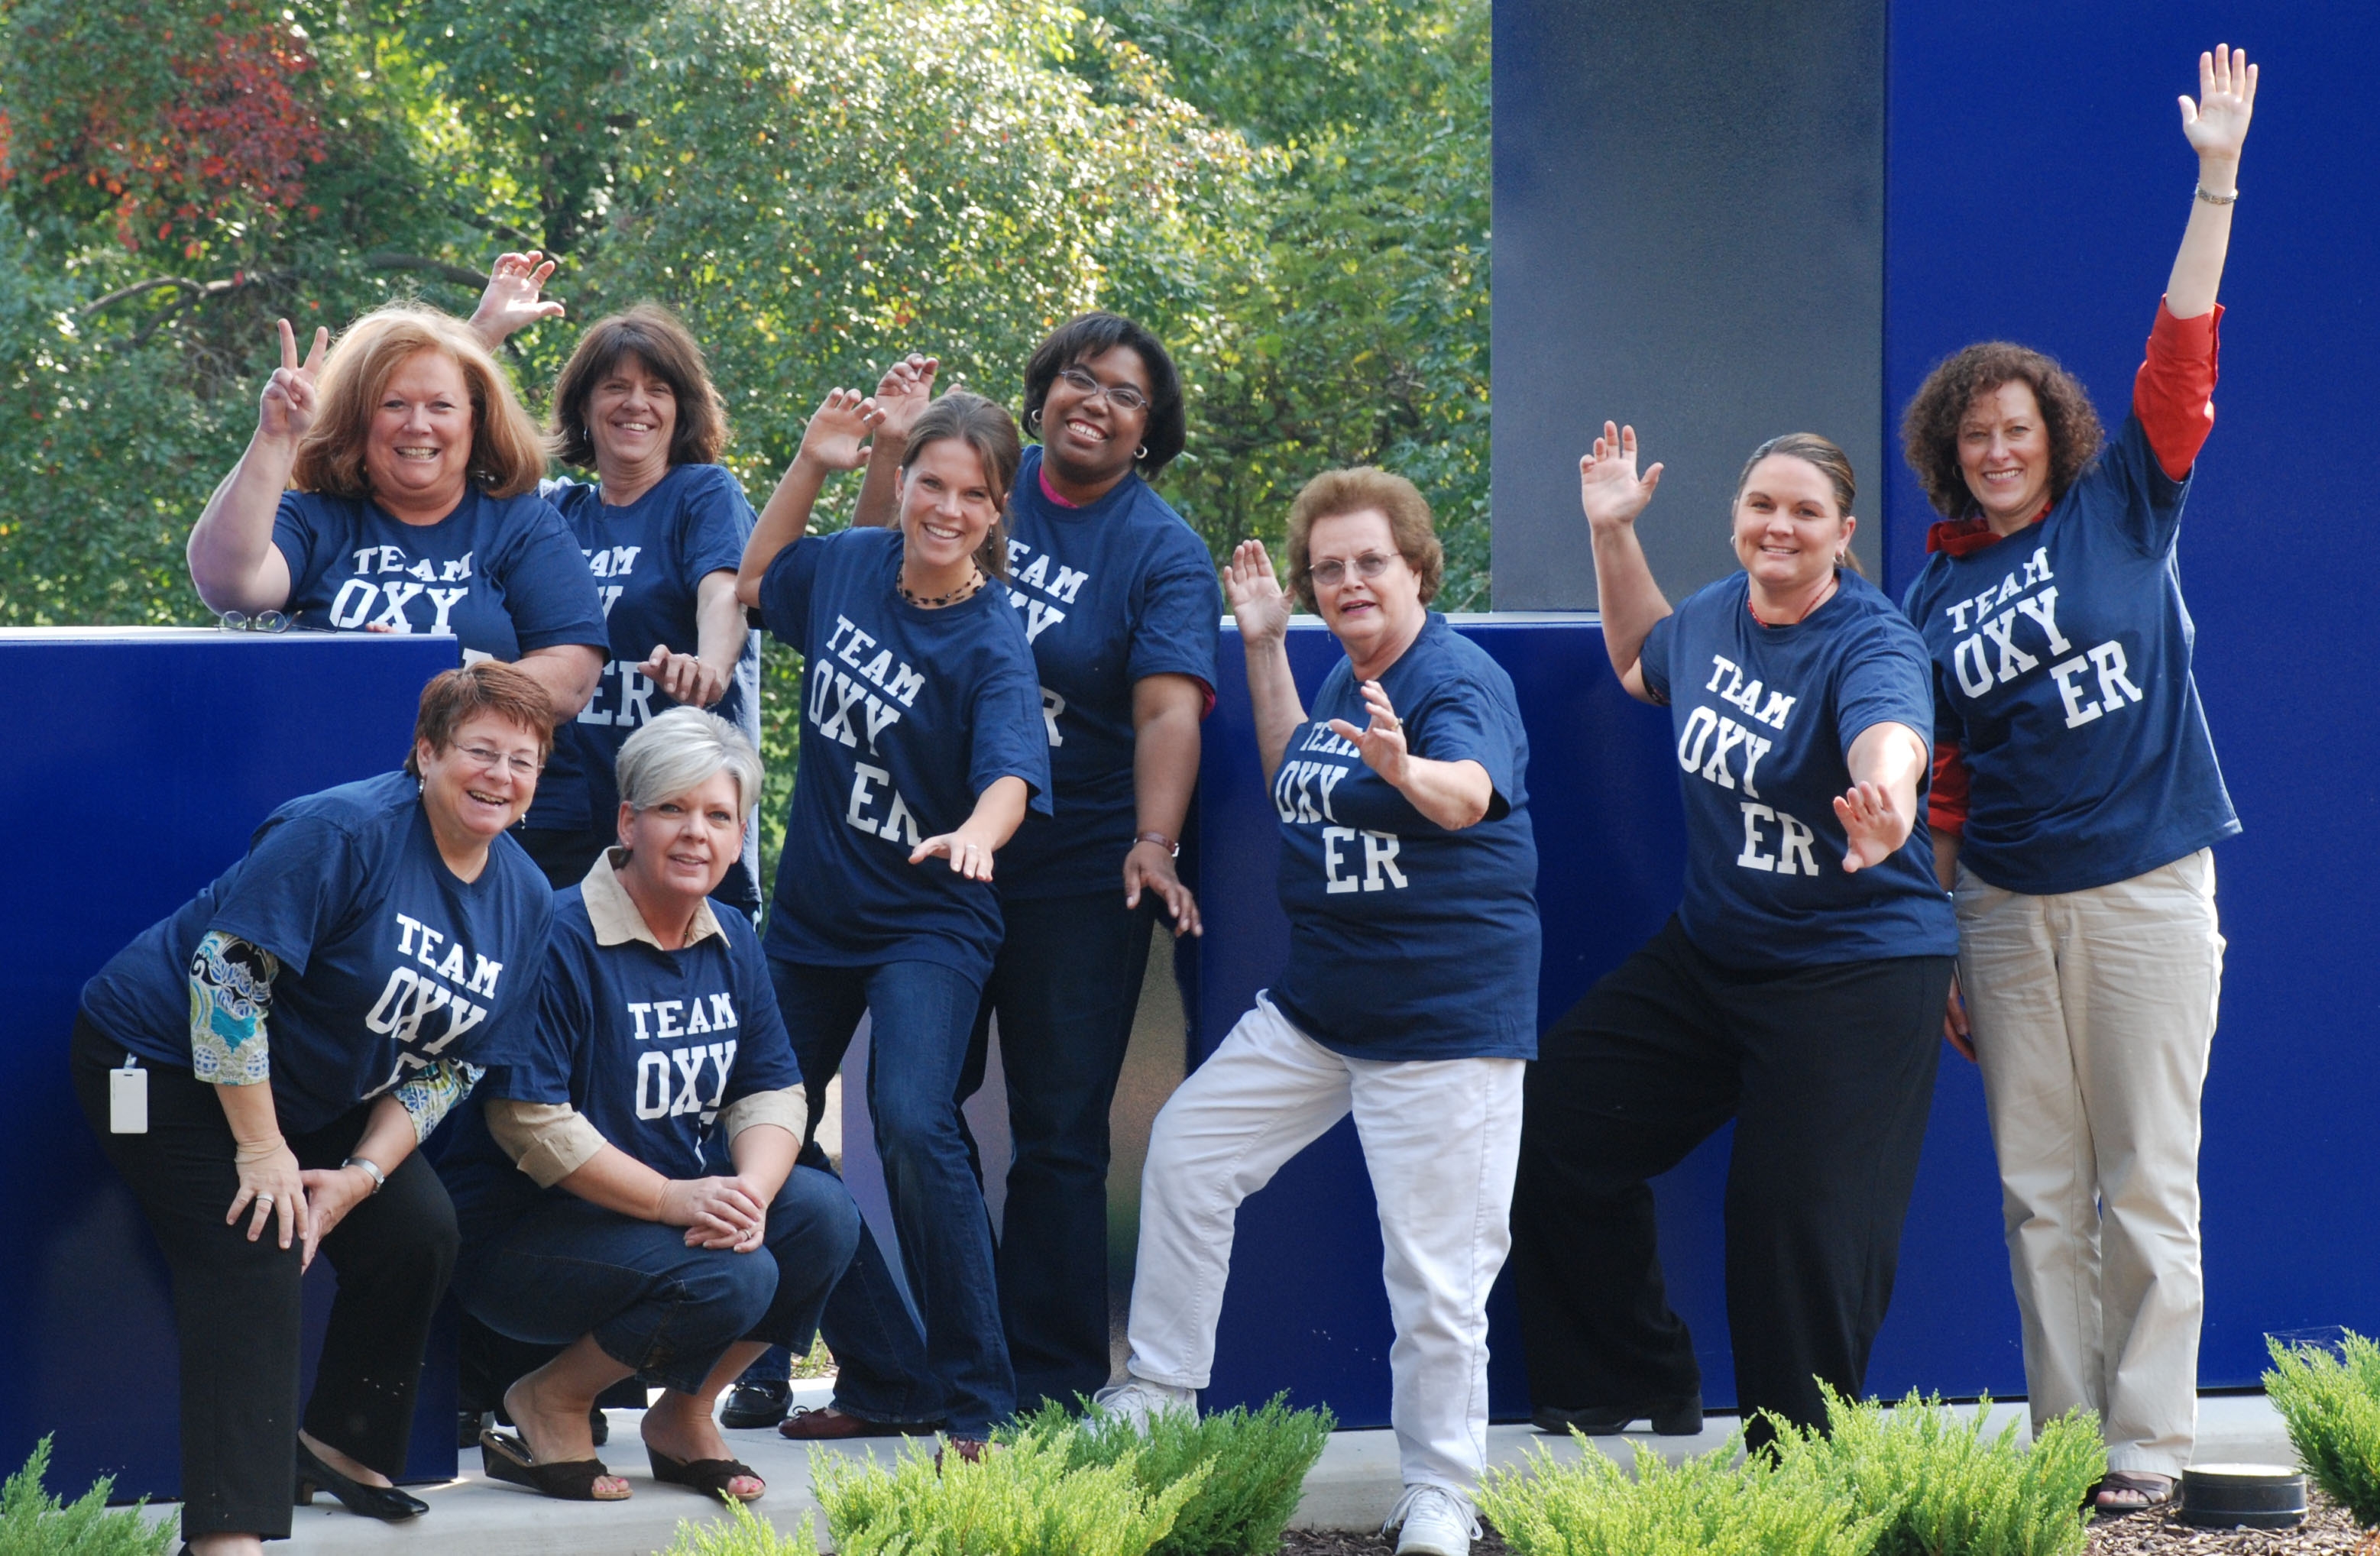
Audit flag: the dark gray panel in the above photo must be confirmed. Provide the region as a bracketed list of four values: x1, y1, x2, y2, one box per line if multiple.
[1491, 0, 1886, 608]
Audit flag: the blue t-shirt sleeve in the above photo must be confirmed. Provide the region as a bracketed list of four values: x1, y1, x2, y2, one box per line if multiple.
[485, 940, 588, 1107]
[722, 927, 803, 1104]
[1639, 612, 1677, 703]
[270, 493, 334, 602]
[972, 638, 1057, 817]
[2096, 415, 2191, 558]
[1127, 538, 1222, 690]
[203, 817, 366, 979]
[498, 500, 611, 654]
[1408, 674, 1521, 822]
[1834, 616, 1936, 763]
[756, 535, 827, 649]
[678, 467, 756, 581]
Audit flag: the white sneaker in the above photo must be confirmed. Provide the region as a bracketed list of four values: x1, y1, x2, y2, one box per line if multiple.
[1384, 1483, 1480, 1556]
[1089, 1374, 1197, 1432]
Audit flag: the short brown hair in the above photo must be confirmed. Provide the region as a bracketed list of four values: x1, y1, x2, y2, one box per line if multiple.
[901, 391, 1021, 581]
[293, 305, 547, 500]
[405, 661, 555, 777]
[1284, 467, 1443, 611]
[1900, 341, 2106, 519]
[1734, 432, 1866, 576]
[549, 305, 729, 470]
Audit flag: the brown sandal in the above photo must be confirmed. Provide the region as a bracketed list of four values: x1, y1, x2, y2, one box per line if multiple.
[648, 1448, 764, 1503]
[478, 1428, 631, 1502]
[2095, 1470, 2178, 1513]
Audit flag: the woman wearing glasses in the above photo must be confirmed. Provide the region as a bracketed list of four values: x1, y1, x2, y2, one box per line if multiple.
[1099, 468, 1537, 1556]
[186, 306, 610, 723]
[70, 663, 559, 1556]
[1509, 428, 1955, 1454]
[761, 315, 1217, 1435]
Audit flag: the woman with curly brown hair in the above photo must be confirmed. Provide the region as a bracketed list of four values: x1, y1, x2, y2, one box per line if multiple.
[1897, 46, 2256, 1514]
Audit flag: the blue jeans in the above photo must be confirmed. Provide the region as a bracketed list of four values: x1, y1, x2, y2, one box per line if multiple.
[961, 891, 1157, 1412]
[454, 1166, 860, 1395]
[773, 956, 1015, 1437]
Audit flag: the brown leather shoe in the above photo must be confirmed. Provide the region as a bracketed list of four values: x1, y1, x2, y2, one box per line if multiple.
[778, 1406, 936, 1441]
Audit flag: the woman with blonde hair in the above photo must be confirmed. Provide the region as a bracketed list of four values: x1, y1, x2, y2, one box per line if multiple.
[186, 304, 608, 721]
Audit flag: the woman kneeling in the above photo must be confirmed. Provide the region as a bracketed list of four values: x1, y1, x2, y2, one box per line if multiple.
[442, 708, 862, 1501]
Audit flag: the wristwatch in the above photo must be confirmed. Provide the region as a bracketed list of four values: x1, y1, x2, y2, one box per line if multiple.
[1134, 831, 1180, 858]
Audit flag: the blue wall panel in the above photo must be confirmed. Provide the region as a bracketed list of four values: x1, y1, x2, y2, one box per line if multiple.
[0, 629, 461, 1499]
[1885, 5, 2380, 1385]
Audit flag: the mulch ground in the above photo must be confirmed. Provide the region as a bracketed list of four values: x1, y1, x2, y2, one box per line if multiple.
[1274, 1496, 2368, 1554]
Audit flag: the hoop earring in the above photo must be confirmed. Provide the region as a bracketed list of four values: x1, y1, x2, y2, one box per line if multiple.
[1135, 444, 1148, 461]
[1027, 407, 1042, 429]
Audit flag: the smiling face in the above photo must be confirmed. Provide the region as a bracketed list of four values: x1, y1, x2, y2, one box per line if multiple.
[1957, 379, 2054, 532]
[1307, 507, 1423, 658]
[415, 711, 543, 844]
[1040, 342, 1152, 486]
[1731, 454, 1855, 600]
[584, 351, 679, 477]
[363, 348, 476, 519]
[616, 769, 742, 905]
[895, 436, 1002, 579]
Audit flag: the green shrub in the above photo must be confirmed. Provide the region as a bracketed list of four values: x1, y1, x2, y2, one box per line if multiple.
[809, 1421, 1208, 1556]
[2265, 1330, 2380, 1528]
[657, 1496, 820, 1556]
[1764, 1389, 2104, 1556]
[0, 1437, 177, 1555]
[1476, 1433, 1884, 1556]
[1002, 1393, 1334, 1556]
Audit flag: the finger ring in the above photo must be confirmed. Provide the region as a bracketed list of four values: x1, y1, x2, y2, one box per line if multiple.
[254, 1195, 274, 1208]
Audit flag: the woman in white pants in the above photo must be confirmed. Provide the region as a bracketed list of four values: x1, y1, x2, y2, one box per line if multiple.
[1098, 467, 1540, 1556]
[1896, 45, 2257, 1516]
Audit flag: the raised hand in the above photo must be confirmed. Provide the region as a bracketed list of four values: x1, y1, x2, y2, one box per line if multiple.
[2180, 44, 2257, 167]
[872, 353, 941, 442]
[1225, 539, 1293, 647]
[468, 251, 565, 345]
[1578, 421, 1664, 532]
[1327, 679, 1410, 786]
[258, 318, 329, 445]
[797, 387, 885, 472]
[1832, 778, 1908, 874]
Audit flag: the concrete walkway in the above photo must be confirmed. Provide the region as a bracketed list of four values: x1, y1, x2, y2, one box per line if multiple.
[134, 1386, 2297, 1554]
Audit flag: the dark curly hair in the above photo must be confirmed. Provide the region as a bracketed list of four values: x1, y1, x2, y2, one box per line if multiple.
[1899, 341, 2105, 519]
[1020, 312, 1186, 478]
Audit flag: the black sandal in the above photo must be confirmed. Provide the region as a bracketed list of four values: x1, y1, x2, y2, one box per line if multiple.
[478, 1427, 630, 1502]
[2095, 1470, 2178, 1514]
[648, 1446, 765, 1502]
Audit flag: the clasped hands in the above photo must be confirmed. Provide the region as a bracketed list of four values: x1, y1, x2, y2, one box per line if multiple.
[656, 1176, 773, 1253]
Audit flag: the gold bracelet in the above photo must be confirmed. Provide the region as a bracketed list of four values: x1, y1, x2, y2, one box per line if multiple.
[2195, 183, 2239, 205]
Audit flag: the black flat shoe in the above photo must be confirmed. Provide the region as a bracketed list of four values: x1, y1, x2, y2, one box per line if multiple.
[295, 1436, 429, 1521]
[1532, 1393, 1704, 1436]
[721, 1379, 792, 1430]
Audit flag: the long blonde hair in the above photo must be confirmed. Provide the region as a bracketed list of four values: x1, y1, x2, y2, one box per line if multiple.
[293, 304, 547, 500]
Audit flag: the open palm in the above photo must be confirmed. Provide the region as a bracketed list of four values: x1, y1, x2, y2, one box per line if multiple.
[1579, 421, 1664, 532]
[1225, 539, 1293, 647]
[2180, 44, 2256, 161]
[799, 388, 883, 471]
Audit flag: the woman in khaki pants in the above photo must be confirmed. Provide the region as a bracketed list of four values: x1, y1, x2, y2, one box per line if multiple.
[1896, 44, 2258, 1515]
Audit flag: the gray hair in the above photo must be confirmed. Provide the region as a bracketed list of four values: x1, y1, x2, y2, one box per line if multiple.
[616, 707, 763, 822]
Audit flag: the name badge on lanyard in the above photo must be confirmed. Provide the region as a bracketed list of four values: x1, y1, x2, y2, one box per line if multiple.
[110, 1053, 149, 1134]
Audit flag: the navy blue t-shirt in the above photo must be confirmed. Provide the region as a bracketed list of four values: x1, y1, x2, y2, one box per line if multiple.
[1641, 570, 1958, 969]
[755, 526, 1051, 984]
[272, 487, 610, 818]
[996, 448, 1220, 898]
[534, 465, 763, 833]
[1267, 615, 1541, 1061]
[439, 888, 801, 1242]
[79, 772, 555, 1134]
[1900, 416, 2240, 895]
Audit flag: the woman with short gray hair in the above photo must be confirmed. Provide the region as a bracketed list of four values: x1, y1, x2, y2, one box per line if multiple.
[439, 708, 861, 1503]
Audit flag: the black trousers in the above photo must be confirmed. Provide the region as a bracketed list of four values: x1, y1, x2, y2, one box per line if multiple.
[71, 1015, 458, 1539]
[1511, 917, 1950, 1447]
